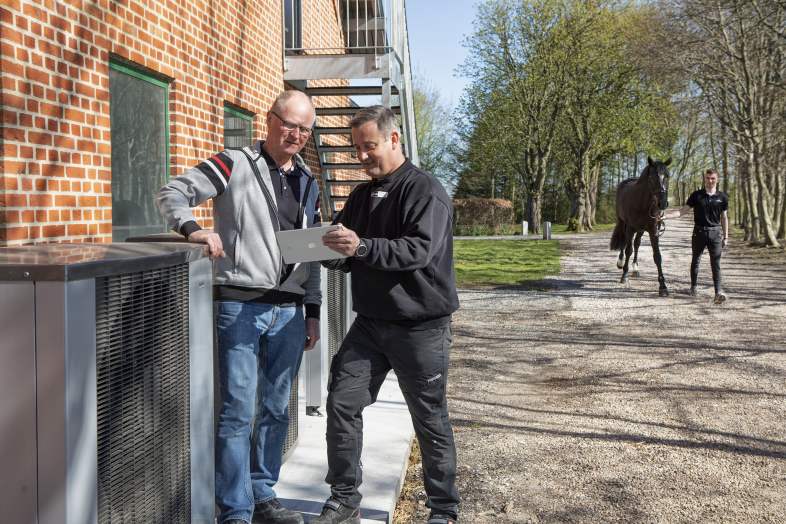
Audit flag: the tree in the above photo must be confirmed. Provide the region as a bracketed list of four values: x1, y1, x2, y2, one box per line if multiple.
[667, 0, 786, 246]
[455, 0, 569, 232]
[555, 2, 678, 231]
[412, 75, 456, 193]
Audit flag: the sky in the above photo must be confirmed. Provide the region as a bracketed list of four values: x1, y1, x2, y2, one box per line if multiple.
[406, 1, 478, 109]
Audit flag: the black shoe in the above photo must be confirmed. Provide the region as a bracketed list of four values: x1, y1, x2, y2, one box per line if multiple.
[253, 498, 304, 524]
[427, 513, 457, 524]
[688, 286, 697, 297]
[309, 499, 360, 524]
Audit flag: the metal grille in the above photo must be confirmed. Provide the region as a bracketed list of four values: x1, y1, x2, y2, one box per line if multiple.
[95, 264, 191, 524]
[283, 374, 299, 457]
[327, 270, 348, 359]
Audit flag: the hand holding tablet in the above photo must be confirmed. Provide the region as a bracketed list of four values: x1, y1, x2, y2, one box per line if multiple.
[275, 225, 345, 263]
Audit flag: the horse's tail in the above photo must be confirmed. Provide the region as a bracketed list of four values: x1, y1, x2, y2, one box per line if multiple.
[610, 220, 625, 251]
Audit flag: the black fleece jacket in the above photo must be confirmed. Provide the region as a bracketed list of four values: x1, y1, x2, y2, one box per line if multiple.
[331, 159, 459, 322]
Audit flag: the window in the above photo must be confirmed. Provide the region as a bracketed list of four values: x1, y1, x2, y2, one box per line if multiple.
[224, 104, 254, 149]
[283, 0, 302, 51]
[109, 60, 169, 241]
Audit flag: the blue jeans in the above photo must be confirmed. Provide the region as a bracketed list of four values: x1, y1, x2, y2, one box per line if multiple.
[214, 301, 305, 523]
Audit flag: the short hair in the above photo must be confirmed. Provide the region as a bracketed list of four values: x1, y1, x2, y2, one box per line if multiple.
[349, 105, 399, 136]
[705, 169, 719, 176]
[270, 90, 314, 115]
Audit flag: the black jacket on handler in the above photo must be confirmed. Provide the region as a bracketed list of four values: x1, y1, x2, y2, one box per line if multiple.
[329, 159, 459, 322]
[321, 158, 461, 520]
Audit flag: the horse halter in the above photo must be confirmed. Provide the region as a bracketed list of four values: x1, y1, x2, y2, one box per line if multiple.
[646, 166, 669, 237]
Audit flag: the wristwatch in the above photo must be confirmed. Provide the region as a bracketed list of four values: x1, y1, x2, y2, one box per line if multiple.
[354, 239, 369, 257]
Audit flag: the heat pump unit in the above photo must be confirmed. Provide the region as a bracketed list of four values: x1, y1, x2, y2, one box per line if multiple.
[0, 243, 214, 524]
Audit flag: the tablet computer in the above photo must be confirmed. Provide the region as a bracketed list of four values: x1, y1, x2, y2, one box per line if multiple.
[275, 225, 345, 263]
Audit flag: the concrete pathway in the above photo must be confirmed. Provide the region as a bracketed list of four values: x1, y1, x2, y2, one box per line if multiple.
[276, 373, 414, 523]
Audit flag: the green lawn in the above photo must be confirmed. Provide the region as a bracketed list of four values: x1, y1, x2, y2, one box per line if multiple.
[551, 222, 616, 234]
[453, 239, 560, 287]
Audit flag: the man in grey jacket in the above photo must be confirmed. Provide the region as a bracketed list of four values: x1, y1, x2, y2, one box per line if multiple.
[158, 90, 321, 524]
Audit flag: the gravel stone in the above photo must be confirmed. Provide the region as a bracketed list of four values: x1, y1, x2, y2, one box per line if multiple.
[395, 217, 786, 523]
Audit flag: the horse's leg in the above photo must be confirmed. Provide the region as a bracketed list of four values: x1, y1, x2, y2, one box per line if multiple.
[617, 249, 624, 269]
[631, 230, 644, 277]
[650, 229, 669, 296]
[620, 228, 634, 284]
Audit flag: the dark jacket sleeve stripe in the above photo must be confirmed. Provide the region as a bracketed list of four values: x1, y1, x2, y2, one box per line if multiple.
[197, 163, 227, 196]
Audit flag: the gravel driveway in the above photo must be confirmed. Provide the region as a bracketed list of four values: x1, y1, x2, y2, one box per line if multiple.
[396, 217, 786, 523]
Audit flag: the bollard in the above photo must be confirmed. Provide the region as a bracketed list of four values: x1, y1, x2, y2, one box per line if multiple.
[522, 220, 529, 236]
[543, 221, 552, 240]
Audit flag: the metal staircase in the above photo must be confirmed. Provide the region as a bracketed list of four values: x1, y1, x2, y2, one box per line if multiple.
[282, 0, 418, 220]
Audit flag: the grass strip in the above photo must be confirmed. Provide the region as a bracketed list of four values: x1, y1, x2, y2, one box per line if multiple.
[453, 239, 560, 287]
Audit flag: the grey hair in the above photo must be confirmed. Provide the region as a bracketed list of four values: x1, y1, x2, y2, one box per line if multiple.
[270, 90, 314, 115]
[349, 105, 399, 136]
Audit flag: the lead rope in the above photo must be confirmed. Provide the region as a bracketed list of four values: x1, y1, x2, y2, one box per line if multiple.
[649, 199, 666, 237]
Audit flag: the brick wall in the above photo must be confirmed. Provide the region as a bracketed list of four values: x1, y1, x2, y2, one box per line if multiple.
[1, 0, 347, 245]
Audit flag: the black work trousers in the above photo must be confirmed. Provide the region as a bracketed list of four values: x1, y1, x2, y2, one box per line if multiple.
[325, 315, 460, 519]
[690, 226, 723, 293]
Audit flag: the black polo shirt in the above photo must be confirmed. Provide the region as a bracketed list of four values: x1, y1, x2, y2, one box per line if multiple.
[686, 189, 728, 228]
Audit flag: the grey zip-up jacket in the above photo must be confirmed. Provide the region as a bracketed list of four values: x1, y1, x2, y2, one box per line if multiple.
[157, 143, 321, 308]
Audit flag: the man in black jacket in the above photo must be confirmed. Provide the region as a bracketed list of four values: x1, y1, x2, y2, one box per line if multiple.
[312, 106, 460, 524]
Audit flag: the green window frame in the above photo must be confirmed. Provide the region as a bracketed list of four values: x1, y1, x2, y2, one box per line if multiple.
[224, 104, 255, 149]
[109, 59, 170, 241]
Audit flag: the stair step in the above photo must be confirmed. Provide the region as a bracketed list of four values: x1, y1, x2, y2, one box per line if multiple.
[324, 179, 368, 184]
[316, 106, 400, 116]
[329, 195, 349, 201]
[306, 86, 399, 97]
[319, 145, 356, 153]
[313, 127, 352, 135]
[322, 162, 365, 170]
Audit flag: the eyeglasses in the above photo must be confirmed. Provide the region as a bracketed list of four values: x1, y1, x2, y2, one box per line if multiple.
[270, 110, 313, 137]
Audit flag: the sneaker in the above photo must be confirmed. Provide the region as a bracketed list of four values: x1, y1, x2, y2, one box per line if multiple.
[714, 292, 727, 304]
[309, 499, 360, 524]
[689, 286, 697, 297]
[427, 513, 457, 524]
[253, 498, 303, 524]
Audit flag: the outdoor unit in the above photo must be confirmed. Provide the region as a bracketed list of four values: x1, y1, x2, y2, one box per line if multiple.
[304, 268, 354, 413]
[0, 243, 214, 524]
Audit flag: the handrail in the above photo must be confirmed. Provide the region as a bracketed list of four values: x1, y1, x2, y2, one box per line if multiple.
[282, 0, 408, 67]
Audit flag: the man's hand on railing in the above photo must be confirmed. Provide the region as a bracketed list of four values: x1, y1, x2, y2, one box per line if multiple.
[188, 230, 225, 259]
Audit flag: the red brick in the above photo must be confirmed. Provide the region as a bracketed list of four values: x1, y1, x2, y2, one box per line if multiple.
[29, 194, 53, 207]
[67, 223, 87, 236]
[5, 193, 28, 207]
[29, 132, 52, 146]
[78, 196, 97, 207]
[1, 227, 30, 241]
[2, 143, 17, 157]
[2, 127, 25, 141]
[2, 92, 26, 110]
[43, 225, 66, 238]
[55, 195, 76, 207]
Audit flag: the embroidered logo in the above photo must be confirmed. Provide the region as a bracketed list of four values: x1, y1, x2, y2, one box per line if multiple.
[371, 191, 388, 198]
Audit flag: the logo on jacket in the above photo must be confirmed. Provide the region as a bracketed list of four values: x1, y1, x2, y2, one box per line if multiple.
[371, 191, 388, 198]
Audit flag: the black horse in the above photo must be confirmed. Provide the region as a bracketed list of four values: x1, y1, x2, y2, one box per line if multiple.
[609, 156, 672, 296]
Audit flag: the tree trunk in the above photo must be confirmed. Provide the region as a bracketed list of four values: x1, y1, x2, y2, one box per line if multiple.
[721, 138, 729, 194]
[568, 150, 592, 232]
[528, 192, 543, 235]
[751, 149, 780, 247]
[740, 172, 750, 240]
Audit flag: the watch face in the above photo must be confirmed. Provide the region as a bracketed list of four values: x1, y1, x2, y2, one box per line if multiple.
[356, 242, 368, 256]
